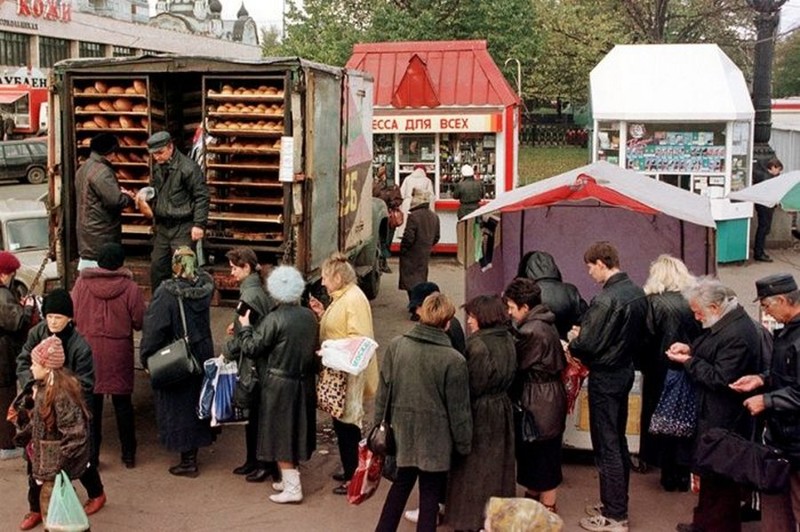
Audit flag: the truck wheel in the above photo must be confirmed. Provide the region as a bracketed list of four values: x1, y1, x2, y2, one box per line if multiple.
[358, 253, 381, 301]
[26, 166, 46, 185]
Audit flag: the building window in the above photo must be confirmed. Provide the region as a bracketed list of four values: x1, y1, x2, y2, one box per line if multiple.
[113, 46, 134, 57]
[39, 36, 69, 68]
[0, 31, 30, 67]
[79, 42, 104, 58]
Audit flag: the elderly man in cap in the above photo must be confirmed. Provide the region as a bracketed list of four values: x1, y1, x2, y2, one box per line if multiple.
[75, 132, 135, 270]
[399, 189, 439, 302]
[142, 131, 209, 290]
[731, 273, 800, 532]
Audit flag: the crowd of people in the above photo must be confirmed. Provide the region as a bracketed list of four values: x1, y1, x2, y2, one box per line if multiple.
[1, 129, 799, 532]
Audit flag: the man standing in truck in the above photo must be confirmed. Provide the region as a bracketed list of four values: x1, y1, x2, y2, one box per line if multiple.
[75, 133, 134, 270]
[143, 131, 209, 291]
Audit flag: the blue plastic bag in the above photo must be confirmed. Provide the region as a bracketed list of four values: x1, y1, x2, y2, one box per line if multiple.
[46, 470, 89, 532]
[649, 368, 697, 438]
[211, 359, 238, 425]
[197, 358, 219, 420]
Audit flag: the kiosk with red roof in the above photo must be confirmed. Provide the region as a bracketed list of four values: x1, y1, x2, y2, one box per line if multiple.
[346, 40, 521, 252]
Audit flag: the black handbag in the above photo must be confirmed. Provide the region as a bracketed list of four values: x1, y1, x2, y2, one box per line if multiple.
[694, 427, 791, 494]
[367, 383, 396, 457]
[232, 355, 259, 411]
[148, 296, 201, 390]
[513, 401, 540, 443]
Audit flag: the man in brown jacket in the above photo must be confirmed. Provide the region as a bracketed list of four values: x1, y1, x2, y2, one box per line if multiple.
[399, 189, 440, 302]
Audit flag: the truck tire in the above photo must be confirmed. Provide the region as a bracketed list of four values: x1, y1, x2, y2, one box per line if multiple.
[358, 251, 381, 301]
[26, 166, 46, 185]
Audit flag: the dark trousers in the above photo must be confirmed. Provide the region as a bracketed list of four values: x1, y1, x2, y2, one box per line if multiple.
[27, 457, 104, 512]
[754, 204, 774, 257]
[245, 398, 266, 467]
[150, 221, 193, 291]
[376, 467, 447, 532]
[332, 418, 361, 480]
[692, 474, 742, 532]
[0, 384, 16, 449]
[92, 393, 136, 462]
[588, 368, 634, 521]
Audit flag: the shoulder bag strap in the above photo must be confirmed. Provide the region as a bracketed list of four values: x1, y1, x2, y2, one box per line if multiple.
[177, 295, 189, 341]
[382, 381, 393, 424]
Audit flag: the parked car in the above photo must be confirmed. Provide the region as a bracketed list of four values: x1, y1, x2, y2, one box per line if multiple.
[0, 137, 47, 184]
[0, 198, 57, 295]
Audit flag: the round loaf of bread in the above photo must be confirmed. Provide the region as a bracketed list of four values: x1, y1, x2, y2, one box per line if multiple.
[119, 116, 135, 128]
[80, 137, 92, 146]
[93, 115, 110, 128]
[113, 98, 133, 111]
[133, 80, 146, 94]
[107, 86, 124, 95]
[124, 87, 137, 95]
[132, 103, 148, 112]
[140, 117, 149, 128]
[84, 103, 102, 112]
[121, 135, 137, 146]
[98, 100, 114, 112]
[117, 168, 134, 180]
[83, 121, 99, 129]
[109, 120, 122, 129]
[94, 81, 108, 93]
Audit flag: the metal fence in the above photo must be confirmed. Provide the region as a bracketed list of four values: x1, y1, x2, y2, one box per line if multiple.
[520, 122, 588, 147]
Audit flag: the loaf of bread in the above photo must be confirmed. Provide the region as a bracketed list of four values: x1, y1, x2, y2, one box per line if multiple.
[84, 103, 102, 112]
[116, 168, 134, 180]
[113, 98, 133, 111]
[83, 86, 98, 95]
[98, 100, 114, 112]
[93, 116, 110, 128]
[109, 120, 122, 129]
[119, 116, 135, 129]
[94, 81, 108, 94]
[140, 117, 149, 128]
[121, 135, 138, 146]
[132, 103, 148, 112]
[124, 87, 137, 95]
[133, 80, 146, 95]
[107, 86, 124, 95]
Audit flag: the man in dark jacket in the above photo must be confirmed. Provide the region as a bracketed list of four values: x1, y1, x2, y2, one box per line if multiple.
[75, 132, 134, 270]
[667, 277, 759, 532]
[518, 250, 588, 339]
[0, 252, 32, 461]
[752, 157, 783, 262]
[399, 189, 440, 301]
[731, 273, 800, 531]
[144, 131, 210, 290]
[16, 289, 107, 530]
[569, 241, 647, 532]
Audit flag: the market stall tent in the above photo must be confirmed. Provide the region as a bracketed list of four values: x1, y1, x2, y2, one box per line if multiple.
[590, 44, 754, 262]
[462, 161, 717, 303]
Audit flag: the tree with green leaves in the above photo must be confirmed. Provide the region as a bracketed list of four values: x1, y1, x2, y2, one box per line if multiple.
[774, 29, 800, 97]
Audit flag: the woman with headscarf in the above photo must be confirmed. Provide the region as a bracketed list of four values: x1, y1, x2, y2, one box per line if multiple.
[640, 254, 700, 491]
[140, 246, 214, 477]
[399, 189, 440, 302]
[308, 252, 376, 495]
[233, 266, 318, 504]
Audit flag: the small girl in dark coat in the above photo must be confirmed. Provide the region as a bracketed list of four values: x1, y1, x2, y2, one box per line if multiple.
[14, 335, 91, 529]
[140, 247, 214, 477]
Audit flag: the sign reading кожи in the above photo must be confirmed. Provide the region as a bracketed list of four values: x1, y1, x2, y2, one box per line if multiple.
[16, 0, 72, 23]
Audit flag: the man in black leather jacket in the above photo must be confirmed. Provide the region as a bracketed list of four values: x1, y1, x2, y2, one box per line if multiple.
[569, 241, 647, 532]
[144, 131, 209, 290]
[732, 273, 800, 531]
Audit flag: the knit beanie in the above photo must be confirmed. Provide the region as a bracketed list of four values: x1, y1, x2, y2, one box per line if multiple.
[267, 265, 305, 304]
[42, 288, 74, 318]
[97, 242, 125, 271]
[31, 336, 65, 369]
[0, 251, 21, 274]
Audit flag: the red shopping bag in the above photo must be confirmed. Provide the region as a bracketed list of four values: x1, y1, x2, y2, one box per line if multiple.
[347, 439, 384, 505]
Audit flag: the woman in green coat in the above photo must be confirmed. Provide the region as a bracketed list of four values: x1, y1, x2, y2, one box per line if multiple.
[445, 295, 517, 531]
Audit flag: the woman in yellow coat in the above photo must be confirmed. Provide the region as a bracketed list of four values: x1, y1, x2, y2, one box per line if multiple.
[310, 252, 378, 495]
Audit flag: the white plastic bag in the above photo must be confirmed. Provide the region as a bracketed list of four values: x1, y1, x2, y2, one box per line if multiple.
[320, 337, 378, 375]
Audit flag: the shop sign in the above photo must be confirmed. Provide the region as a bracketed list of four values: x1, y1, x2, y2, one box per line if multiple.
[17, 0, 72, 23]
[1, 67, 47, 87]
[373, 113, 503, 133]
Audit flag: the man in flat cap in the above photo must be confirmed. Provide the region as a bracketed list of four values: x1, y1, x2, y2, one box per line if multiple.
[143, 131, 209, 290]
[731, 273, 800, 531]
[75, 132, 135, 270]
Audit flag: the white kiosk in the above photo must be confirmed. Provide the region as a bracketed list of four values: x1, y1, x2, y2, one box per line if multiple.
[590, 44, 755, 262]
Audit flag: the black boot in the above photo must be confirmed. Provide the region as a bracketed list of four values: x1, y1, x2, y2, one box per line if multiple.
[169, 449, 199, 478]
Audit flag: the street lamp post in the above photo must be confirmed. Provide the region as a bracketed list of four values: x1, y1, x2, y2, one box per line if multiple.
[747, 0, 787, 163]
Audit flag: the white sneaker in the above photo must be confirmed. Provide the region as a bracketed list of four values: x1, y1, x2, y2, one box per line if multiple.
[579, 514, 629, 532]
[0, 448, 23, 460]
[585, 503, 604, 517]
[403, 505, 445, 525]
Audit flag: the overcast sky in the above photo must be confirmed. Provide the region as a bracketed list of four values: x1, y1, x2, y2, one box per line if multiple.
[149, 0, 800, 37]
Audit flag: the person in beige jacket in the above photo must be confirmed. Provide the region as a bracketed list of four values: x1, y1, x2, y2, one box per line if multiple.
[310, 252, 378, 495]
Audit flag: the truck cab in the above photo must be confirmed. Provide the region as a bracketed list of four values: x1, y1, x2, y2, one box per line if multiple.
[0, 198, 58, 295]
